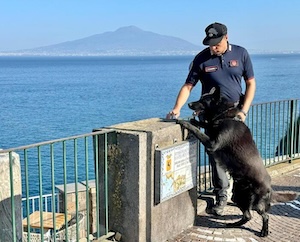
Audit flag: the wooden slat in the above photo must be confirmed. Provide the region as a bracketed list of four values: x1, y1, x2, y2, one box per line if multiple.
[23, 211, 72, 230]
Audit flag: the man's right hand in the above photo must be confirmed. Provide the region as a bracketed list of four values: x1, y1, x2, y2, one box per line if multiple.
[166, 110, 180, 119]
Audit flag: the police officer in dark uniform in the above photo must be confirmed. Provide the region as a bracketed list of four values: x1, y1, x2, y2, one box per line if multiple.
[167, 22, 256, 215]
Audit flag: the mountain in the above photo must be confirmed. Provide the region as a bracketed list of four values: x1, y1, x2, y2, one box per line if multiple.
[2, 26, 201, 56]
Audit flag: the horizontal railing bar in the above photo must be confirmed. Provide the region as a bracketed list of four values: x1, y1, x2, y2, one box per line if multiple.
[253, 98, 299, 106]
[0, 129, 115, 153]
[22, 193, 57, 200]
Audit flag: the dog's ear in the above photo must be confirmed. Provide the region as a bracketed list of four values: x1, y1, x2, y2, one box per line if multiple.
[208, 87, 216, 95]
[212, 86, 221, 99]
[201, 86, 217, 98]
[204, 86, 221, 101]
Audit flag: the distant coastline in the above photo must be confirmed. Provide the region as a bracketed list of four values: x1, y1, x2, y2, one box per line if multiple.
[0, 51, 199, 57]
[2, 26, 299, 57]
[1, 51, 300, 57]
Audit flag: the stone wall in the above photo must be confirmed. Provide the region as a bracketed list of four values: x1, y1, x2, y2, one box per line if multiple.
[0, 151, 22, 242]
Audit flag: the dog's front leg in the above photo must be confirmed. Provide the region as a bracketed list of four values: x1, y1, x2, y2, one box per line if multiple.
[177, 120, 211, 146]
[205, 140, 219, 153]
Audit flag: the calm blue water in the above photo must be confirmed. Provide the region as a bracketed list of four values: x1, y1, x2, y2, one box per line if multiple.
[1, 54, 300, 149]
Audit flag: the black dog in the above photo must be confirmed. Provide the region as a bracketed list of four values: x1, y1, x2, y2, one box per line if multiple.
[177, 87, 298, 237]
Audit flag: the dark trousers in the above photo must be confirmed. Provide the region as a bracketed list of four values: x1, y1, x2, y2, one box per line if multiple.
[209, 154, 229, 201]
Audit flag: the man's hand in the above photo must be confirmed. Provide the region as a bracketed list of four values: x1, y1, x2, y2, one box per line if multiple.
[236, 111, 247, 122]
[166, 110, 180, 119]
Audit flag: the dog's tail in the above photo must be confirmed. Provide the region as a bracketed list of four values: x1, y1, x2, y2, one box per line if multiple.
[271, 191, 299, 203]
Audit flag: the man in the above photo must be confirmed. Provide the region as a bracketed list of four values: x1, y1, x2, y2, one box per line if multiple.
[166, 22, 256, 215]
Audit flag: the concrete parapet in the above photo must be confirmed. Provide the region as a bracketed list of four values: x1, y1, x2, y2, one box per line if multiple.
[94, 118, 197, 242]
[56, 182, 87, 214]
[55, 182, 88, 238]
[0, 151, 22, 241]
[81, 179, 97, 234]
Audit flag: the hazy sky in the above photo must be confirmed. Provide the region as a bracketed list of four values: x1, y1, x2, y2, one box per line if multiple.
[1, 0, 300, 52]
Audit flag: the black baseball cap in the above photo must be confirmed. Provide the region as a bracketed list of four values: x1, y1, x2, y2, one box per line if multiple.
[202, 22, 227, 46]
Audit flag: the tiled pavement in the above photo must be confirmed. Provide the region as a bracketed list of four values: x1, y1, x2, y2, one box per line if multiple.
[167, 160, 300, 242]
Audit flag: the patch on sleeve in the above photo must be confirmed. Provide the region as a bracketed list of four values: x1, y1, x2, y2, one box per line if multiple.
[229, 60, 239, 67]
[204, 66, 218, 72]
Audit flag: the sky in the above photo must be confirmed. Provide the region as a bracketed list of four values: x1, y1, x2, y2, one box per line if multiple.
[1, 0, 300, 52]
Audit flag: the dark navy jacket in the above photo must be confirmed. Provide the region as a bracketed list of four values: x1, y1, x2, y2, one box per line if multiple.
[186, 44, 254, 102]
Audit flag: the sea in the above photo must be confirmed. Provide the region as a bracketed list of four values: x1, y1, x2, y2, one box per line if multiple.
[1, 54, 300, 149]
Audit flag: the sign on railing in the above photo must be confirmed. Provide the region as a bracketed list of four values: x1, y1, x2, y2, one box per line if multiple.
[155, 139, 198, 204]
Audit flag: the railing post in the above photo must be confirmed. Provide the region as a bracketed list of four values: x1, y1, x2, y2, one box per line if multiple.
[93, 131, 117, 237]
[288, 100, 296, 162]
